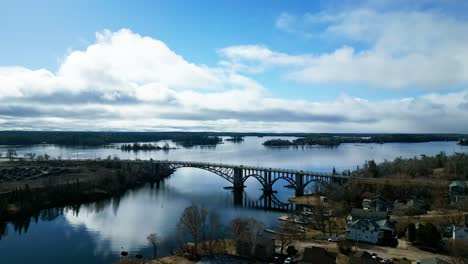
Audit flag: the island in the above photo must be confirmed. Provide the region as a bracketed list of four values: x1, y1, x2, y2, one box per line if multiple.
[263, 134, 468, 147]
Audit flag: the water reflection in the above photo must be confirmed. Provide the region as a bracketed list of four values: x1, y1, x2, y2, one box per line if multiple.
[0, 172, 287, 262]
[1, 138, 468, 263]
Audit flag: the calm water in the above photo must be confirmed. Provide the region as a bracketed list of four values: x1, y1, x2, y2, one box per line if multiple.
[0, 137, 467, 264]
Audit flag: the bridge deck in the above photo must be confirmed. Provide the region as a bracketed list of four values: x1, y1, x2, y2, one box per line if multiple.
[150, 160, 345, 178]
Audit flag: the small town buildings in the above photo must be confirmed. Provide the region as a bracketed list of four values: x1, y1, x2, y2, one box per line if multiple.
[345, 219, 397, 246]
[362, 195, 393, 213]
[298, 246, 336, 264]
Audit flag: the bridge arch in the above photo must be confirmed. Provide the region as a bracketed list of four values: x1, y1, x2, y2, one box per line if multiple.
[167, 164, 234, 184]
[271, 176, 296, 188]
[243, 173, 266, 186]
[301, 178, 329, 193]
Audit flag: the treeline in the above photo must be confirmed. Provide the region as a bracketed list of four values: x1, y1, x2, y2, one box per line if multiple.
[225, 136, 244, 143]
[0, 131, 222, 147]
[460, 139, 468, 145]
[357, 152, 468, 180]
[263, 134, 467, 147]
[0, 160, 173, 223]
[120, 143, 173, 151]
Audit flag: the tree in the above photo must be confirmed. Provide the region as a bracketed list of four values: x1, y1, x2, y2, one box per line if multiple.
[243, 218, 265, 258]
[146, 233, 159, 259]
[367, 160, 379, 177]
[415, 223, 442, 248]
[229, 217, 265, 258]
[24, 153, 36, 161]
[6, 149, 17, 160]
[207, 209, 222, 255]
[407, 223, 416, 243]
[177, 203, 208, 256]
[275, 221, 299, 255]
[309, 203, 329, 235]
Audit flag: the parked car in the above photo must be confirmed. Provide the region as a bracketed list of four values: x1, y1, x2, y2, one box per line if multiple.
[328, 236, 344, 242]
[284, 257, 293, 264]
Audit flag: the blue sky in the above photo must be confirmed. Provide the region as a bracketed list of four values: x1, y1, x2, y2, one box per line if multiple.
[1, 0, 468, 132]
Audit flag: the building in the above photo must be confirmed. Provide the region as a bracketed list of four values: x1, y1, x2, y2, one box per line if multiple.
[449, 181, 468, 203]
[362, 195, 393, 213]
[347, 208, 388, 223]
[298, 246, 336, 264]
[449, 181, 466, 196]
[345, 219, 397, 246]
[452, 214, 468, 241]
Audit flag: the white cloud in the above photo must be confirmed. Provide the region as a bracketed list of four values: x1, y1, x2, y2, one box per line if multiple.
[229, 7, 468, 89]
[1, 28, 468, 132]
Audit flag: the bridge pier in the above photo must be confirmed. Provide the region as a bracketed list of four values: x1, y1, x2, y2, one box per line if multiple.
[233, 167, 244, 190]
[233, 189, 243, 207]
[262, 171, 273, 194]
[295, 173, 304, 197]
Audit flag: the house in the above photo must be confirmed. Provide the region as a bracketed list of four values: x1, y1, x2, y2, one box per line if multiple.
[362, 195, 393, 213]
[345, 219, 397, 246]
[236, 236, 274, 261]
[298, 246, 336, 264]
[406, 199, 429, 211]
[449, 181, 466, 196]
[452, 214, 468, 241]
[347, 208, 388, 223]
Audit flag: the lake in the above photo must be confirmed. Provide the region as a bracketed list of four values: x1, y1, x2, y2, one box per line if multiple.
[0, 137, 467, 263]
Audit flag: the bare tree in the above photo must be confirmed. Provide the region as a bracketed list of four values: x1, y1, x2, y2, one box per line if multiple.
[207, 209, 222, 255]
[309, 203, 328, 235]
[24, 153, 36, 161]
[6, 149, 17, 160]
[177, 203, 208, 256]
[147, 233, 159, 259]
[229, 217, 266, 258]
[275, 221, 299, 255]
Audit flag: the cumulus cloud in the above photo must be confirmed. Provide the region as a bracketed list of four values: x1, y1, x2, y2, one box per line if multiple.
[220, 7, 468, 90]
[1, 28, 468, 132]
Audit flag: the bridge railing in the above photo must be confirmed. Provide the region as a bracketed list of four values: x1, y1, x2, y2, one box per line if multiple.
[149, 159, 344, 178]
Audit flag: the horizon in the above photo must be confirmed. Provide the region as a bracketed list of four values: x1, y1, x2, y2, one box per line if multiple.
[2, 0, 468, 133]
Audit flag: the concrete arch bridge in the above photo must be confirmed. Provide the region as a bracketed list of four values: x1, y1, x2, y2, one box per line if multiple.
[151, 160, 348, 196]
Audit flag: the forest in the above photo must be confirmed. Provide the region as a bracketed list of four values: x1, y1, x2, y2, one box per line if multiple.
[263, 134, 468, 147]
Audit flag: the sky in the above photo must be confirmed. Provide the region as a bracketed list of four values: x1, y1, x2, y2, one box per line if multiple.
[1, 0, 468, 133]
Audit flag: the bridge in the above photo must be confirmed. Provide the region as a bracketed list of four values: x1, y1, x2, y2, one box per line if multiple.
[151, 160, 348, 196]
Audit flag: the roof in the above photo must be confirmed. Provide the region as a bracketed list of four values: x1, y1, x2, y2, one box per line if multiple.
[349, 219, 380, 230]
[376, 219, 396, 231]
[450, 181, 466, 188]
[350, 208, 388, 220]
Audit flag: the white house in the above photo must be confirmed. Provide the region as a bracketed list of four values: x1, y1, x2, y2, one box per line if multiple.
[452, 214, 468, 241]
[345, 219, 397, 246]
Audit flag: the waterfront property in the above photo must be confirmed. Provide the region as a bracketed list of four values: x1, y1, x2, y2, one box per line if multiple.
[345, 219, 397, 246]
